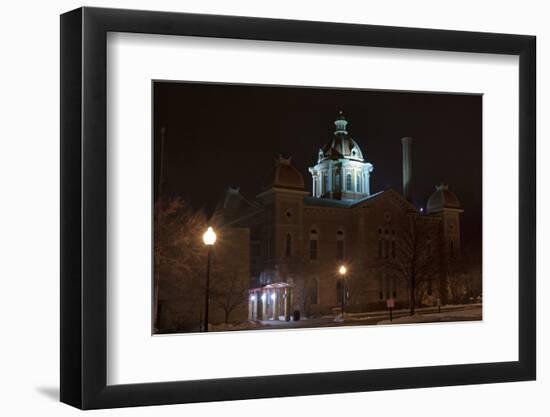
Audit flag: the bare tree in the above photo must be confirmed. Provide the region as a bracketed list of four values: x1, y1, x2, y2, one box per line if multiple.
[153, 197, 208, 331]
[446, 240, 482, 304]
[208, 227, 250, 325]
[211, 266, 249, 324]
[374, 213, 441, 315]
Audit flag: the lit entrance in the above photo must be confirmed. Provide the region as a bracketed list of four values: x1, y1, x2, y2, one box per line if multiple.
[248, 282, 293, 321]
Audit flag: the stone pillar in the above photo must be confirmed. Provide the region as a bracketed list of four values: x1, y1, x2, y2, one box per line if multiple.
[272, 291, 278, 320]
[284, 288, 291, 321]
[328, 163, 333, 195]
[261, 292, 266, 320]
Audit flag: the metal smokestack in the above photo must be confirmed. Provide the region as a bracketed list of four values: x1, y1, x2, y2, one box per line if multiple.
[401, 137, 413, 201]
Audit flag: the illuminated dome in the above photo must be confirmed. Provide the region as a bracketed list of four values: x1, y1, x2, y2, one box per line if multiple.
[318, 111, 365, 162]
[426, 184, 460, 213]
[309, 111, 373, 200]
[263, 156, 305, 191]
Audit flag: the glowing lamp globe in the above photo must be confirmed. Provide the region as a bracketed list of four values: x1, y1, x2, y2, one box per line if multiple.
[338, 265, 347, 276]
[202, 227, 217, 246]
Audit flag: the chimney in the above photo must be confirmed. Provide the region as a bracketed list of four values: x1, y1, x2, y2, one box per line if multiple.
[401, 137, 413, 201]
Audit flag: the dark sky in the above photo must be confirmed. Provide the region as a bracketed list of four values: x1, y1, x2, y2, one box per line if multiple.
[153, 81, 482, 244]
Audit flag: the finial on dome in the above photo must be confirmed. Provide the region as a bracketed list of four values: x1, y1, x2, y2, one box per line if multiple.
[435, 183, 449, 191]
[276, 155, 292, 165]
[334, 110, 348, 134]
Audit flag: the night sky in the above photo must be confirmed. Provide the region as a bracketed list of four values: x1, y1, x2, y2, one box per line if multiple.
[153, 81, 482, 244]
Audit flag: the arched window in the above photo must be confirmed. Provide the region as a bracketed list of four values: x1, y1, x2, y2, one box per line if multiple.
[310, 279, 319, 305]
[322, 172, 329, 194]
[285, 233, 292, 257]
[356, 175, 362, 192]
[346, 173, 352, 191]
[336, 278, 345, 304]
[336, 230, 345, 261]
[309, 228, 319, 260]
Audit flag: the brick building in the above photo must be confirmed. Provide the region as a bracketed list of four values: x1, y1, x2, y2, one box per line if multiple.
[220, 112, 463, 320]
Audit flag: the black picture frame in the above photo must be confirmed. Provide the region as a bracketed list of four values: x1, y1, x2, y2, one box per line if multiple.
[60, 6, 536, 410]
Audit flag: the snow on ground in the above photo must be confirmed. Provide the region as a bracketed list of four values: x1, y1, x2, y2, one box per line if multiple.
[207, 305, 482, 331]
[377, 306, 482, 325]
[208, 321, 272, 332]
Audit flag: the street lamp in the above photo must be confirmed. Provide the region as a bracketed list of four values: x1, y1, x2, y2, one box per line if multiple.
[338, 265, 347, 318]
[202, 226, 217, 332]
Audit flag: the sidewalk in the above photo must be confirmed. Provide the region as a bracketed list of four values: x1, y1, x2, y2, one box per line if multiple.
[325, 303, 482, 320]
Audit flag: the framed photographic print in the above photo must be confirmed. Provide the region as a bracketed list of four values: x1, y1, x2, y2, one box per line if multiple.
[60, 7, 536, 409]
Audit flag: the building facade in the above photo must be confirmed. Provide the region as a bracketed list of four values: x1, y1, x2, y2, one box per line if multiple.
[220, 112, 463, 320]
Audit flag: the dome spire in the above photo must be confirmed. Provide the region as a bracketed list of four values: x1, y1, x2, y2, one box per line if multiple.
[334, 110, 348, 135]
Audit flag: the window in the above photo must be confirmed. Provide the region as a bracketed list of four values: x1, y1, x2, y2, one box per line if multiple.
[356, 175, 362, 192]
[336, 279, 344, 303]
[310, 279, 319, 305]
[285, 233, 292, 257]
[309, 228, 318, 260]
[336, 230, 345, 261]
[251, 242, 262, 277]
[346, 173, 352, 191]
[322, 172, 328, 194]
[391, 240, 396, 258]
[378, 228, 383, 258]
[310, 239, 318, 260]
[157, 300, 164, 327]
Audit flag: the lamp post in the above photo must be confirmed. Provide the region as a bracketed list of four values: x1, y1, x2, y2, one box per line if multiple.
[338, 265, 347, 318]
[202, 226, 217, 332]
